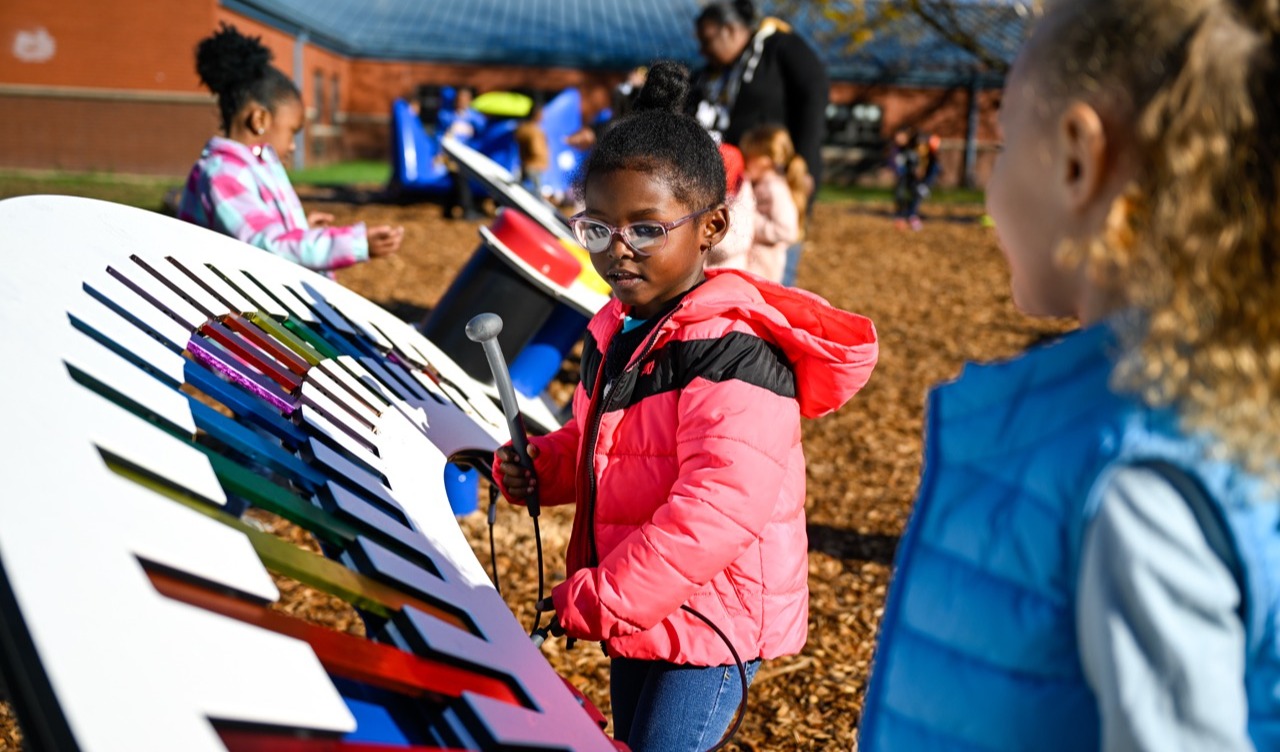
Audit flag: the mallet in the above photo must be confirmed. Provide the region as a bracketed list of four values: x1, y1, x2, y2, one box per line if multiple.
[466, 312, 560, 647]
[465, 312, 540, 518]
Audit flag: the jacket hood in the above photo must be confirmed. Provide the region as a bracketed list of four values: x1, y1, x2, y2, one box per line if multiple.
[601, 269, 878, 419]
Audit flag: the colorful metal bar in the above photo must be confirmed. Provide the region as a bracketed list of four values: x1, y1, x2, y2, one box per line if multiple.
[188, 336, 297, 414]
[183, 361, 308, 447]
[200, 319, 304, 392]
[148, 569, 522, 706]
[225, 313, 312, 376]
[218, 728, 472, 752]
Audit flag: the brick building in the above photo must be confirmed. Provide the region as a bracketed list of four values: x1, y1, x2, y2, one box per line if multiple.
[0, 0, 1028, 185]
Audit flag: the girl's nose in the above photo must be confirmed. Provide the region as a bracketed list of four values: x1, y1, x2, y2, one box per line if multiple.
[605, 232, 635, 259]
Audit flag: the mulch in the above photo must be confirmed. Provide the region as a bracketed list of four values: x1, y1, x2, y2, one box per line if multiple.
[0, 194, 1069, 751]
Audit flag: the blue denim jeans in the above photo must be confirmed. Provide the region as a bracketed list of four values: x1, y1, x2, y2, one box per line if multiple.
[610, 656, 762, 752]
[781, 241, 804, 287]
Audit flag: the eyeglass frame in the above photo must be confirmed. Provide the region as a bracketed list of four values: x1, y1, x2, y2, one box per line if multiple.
[567, 207, 715, 256]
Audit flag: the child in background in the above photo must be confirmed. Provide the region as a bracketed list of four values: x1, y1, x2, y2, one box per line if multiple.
[889, 128, 940, 231]
[438, 86, 485, 220]
[860, 1, 1280, 750]
[179, 24, 402, 278]
[495, 61, 877, 751]
[515, 100, 551, 199]
[739, 124, 807, 283]
[704, 142, 757, 271]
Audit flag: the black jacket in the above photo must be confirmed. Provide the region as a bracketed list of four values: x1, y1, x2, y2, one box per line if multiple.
[690, 28, 829, 191]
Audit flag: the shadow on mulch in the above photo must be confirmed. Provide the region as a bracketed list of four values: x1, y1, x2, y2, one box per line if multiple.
[807, 523, 899, 567]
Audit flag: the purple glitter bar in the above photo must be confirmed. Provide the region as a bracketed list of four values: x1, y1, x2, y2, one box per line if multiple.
[187, 337, 297, 414]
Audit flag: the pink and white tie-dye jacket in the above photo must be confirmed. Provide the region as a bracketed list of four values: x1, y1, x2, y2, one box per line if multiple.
[178, 137, 368, 277]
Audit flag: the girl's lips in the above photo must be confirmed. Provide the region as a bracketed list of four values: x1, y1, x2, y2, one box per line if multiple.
[606, 269, 644, 286]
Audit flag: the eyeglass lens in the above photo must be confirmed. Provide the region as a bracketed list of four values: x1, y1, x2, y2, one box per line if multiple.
[574, 219, 667, 254]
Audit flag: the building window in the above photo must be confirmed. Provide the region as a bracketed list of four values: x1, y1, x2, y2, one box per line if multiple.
[331, 74, 340, 122]
[313, 69, 326, 123]
[825, 102, 884, 147]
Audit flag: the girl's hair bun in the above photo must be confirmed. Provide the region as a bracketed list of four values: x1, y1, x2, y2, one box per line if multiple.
[632, 60, 691, 115]
[195, 23, 272, 96]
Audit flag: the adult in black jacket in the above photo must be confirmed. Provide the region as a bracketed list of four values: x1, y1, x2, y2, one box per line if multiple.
[690, 0, 829, 195]
[691, 0, 827, 286]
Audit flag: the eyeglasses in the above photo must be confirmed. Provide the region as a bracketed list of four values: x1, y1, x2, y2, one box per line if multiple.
[568, 208, 712, 257]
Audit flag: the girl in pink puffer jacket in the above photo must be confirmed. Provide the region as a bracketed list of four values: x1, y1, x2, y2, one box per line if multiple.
[495, 61, 878, 752]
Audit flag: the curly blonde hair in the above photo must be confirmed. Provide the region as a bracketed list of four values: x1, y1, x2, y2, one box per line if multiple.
[1034, 0, 1280, 474]
[739, 125, 810, 240]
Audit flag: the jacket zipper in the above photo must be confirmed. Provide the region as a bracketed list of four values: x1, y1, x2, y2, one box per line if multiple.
[580, 304, 684, 567]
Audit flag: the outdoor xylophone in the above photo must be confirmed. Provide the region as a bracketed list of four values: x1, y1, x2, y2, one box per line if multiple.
[0, 195, 621, 752]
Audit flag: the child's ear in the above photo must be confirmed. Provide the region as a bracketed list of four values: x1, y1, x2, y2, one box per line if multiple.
[700, 205, 730, 251]
[1058, 101, 1108, 213]
[246, 105, 270, 136]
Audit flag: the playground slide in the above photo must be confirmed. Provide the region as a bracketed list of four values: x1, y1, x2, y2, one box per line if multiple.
[389, 88, 590, 201]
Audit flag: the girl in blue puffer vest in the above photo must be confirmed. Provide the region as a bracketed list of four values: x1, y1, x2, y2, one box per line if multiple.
[859, 0, 1280, 750]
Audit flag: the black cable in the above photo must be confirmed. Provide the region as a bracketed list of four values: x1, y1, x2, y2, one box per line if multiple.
[680, 605, 749, 752]
[529, 513, 546, 638]
[487, 483, 501, 598]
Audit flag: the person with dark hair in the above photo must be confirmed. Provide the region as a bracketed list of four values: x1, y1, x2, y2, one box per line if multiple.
[889, 128, 941, 230]
[438, 86, 485, 220]
[691, 0, 829, 285]
[493, 60, 878, 751]
[178, 24, 401, 278]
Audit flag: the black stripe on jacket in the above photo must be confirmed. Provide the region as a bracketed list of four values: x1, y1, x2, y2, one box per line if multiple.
[582, 330, 796, 411]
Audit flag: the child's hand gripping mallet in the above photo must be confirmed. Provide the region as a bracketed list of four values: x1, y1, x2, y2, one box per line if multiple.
[465, 313, 561, 647]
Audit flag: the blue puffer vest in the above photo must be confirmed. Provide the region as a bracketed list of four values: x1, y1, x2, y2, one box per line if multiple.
[858, 324, 1280, 750]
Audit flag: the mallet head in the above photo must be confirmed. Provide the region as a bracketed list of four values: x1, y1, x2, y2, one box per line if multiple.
[465, 313, 503, 343]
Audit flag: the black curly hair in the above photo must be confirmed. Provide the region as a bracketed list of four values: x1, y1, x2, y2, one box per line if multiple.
[577, 60, 725, 212]
[195, 23, 301, 134]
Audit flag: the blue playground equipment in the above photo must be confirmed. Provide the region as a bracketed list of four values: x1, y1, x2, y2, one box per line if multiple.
[390, 87, 591, 201]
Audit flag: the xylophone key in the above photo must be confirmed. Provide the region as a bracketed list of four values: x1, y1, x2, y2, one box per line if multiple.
[284, 317, 345, 360]
[148, 569, 522, 706]
[187, 336, 298, 415]
[210, 265, 290, 319]
[225, 313, 312, 376]
[166, 257, 257, 315]
[106, 263, 206, 332]
[130, 254, 229, 321]
[305, 368, 381, 427]
[83, 272, 193, 352]
[67, 300, 186, 388]
[305, 439, 401, 516]
[282, 282, 363, 339]
[249, 312, 325, 366]
[200, 319, 305, 392]
[63, 330, 197, 438]
[183, 361, 308, 447]
[299, 382, 379, 450]
[239, 270, 326, 328]
[298, 405, 386, 481]
[187, 399, 328, 492]
[318, 359, 387, 413]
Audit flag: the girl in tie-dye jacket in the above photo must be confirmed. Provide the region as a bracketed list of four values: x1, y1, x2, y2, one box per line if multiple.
[179, 24, 400, 278]
[179, 136, 371, 278]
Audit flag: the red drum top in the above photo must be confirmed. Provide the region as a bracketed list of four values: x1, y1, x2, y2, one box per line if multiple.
[489, 207, 582, 288]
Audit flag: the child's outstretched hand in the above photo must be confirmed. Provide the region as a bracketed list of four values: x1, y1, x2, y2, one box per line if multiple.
[367, 225, 404, 258]
[307, 211, 335, 227]
[495, 443, 539, 501]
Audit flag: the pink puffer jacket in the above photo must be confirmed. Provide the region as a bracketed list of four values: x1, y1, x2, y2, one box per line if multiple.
[499, 269, 877, 665]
